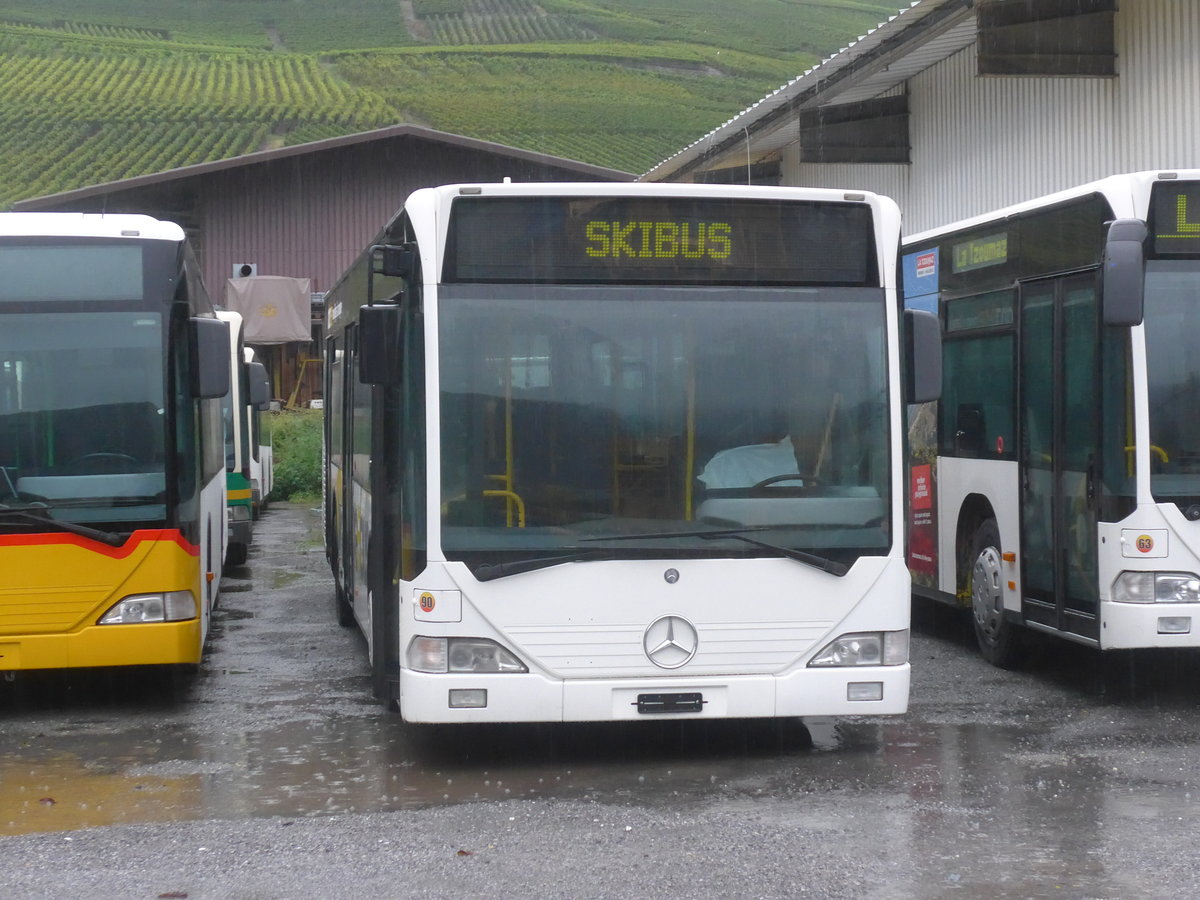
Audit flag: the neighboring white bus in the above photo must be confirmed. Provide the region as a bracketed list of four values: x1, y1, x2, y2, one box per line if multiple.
[216, 310, 253, 566]
[324, 182, 938, 722]
[216, 312, 271, 565]
[904, 170, 1200, 665]
[243, 346, 273, 519]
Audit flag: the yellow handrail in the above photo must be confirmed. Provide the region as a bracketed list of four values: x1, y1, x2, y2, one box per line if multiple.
[1126, 444, 1169, 464]
[483, 489, 526, 527]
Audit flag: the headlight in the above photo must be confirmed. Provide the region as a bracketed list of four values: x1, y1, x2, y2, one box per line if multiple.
[98, 591, 197, 625]
[407, 637, 527, 673]
[230, 504, 251, 522]
[809, 630, 909, 667]
[1113, 572, 1200, 603]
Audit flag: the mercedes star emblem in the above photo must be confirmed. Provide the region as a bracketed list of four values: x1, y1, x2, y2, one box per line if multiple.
[643, 614, 699, 669]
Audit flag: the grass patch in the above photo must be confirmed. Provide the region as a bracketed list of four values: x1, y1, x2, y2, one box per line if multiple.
[266, 408, 322, 502]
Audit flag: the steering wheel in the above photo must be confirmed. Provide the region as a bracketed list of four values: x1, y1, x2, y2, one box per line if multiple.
[751, 473, 819, 489]
[64, 453, 139, 474]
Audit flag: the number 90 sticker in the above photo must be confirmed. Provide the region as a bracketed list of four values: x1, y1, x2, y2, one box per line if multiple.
[413, 589, 462, 622]
[1121, 529, 1168, 558]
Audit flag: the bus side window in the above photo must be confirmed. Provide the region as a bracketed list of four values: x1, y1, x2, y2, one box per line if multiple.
[941, 290, 1016, 460]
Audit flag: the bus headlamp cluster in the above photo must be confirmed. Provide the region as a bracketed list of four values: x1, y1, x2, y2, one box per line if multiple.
[407, 637, 527, 674]
[808, 630, 909, 667]
[1113, 572, 1200, 604]
[98, 591, 197, 625]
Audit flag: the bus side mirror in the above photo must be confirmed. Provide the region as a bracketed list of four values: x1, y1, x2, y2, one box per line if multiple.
[904, 308, 941, 404]
[359, 304, 403, 386]
[190, 317, 230, 399]
[248, 361, 271, 410]
[374, 244, 416, 279]
[1102, 219, 1146, 326]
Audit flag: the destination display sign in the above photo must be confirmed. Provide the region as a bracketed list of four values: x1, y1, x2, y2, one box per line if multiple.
[951, 232, 1009, 274]
[444, 195, 877, 285]
[1151, 181, 1200, 256]
[0, 243, 144, 302]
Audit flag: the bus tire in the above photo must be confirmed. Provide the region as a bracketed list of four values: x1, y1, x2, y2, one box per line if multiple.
[969, 519, 1020, 667]
[226, 542, 248, 567]
[335, 581, 354, 627]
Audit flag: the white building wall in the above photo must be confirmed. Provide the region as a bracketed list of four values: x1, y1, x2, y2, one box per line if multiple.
[782, 0, 1200, 235]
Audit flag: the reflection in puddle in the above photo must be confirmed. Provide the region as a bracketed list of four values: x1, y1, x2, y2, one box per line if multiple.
[1, 753, 203, 836]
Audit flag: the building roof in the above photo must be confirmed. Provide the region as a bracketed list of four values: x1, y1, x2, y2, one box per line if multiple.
[13, 123, 634, 210]
[641, 0, 976, 182]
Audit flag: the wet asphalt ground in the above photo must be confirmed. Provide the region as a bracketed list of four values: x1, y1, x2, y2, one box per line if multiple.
[3, 502, 1200, 898]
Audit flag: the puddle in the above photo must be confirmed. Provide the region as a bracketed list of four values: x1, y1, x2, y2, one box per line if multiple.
[0, 705, 1048, 837]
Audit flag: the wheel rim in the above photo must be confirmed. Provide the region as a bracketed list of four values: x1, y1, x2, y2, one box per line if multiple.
[972, 545, 1004, 643]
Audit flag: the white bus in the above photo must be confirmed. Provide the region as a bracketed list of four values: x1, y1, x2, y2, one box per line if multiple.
[215, 312, 271, 565]
[904, 169, 1200, 665]
[325, 182, 938, 722]
[243, 347, 273, 519]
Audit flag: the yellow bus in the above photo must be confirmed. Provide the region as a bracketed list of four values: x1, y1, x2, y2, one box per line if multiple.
[0, 213, 229, 673]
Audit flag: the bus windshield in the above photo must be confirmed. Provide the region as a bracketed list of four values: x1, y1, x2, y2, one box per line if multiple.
[1145, 260, 1200, 506]
[0, 310, 167, 526]
[438, 284, 890, 571]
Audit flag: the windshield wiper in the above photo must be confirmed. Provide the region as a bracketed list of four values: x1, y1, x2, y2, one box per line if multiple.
[705, 531, 847, 576]
[580, 526, 848, 576]
[1, 467, 17, 501]
[0, 507, 126, 547]
[472, 549, 610, 581]
[12, 495, 164, 509]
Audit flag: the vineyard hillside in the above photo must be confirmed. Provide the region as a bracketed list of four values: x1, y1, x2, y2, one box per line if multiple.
[0, 0, 900, 208]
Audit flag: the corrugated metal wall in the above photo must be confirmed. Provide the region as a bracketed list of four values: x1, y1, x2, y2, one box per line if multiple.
[783, 0, 1200, 235]
[199, 139, 619, 295]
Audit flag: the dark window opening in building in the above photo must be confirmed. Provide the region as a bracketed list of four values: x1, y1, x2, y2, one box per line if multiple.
[977, 0, 1116, 77]
[796, 95, 910, 165]
[697, 160, 781, 186]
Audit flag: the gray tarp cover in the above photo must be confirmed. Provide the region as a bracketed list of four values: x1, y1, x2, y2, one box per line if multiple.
[224, 275, 312, 344]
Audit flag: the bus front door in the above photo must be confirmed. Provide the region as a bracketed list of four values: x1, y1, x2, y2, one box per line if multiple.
[1019, 275, 1101, 641]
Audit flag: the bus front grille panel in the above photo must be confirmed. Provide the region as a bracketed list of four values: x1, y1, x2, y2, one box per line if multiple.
[0, 585, 109, 634]
[505, 620, 835, 678]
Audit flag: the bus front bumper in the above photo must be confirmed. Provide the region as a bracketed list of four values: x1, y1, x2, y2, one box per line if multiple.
[397, 665, 910, 723]
[1101, 601, 1200, 649]
[0, 620, 203, 671]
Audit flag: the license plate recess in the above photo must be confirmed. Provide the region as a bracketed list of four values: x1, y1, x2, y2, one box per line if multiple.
[636, 692, 703, 714]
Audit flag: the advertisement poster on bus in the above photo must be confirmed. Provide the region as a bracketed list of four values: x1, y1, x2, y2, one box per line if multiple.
[907, 403, 938, 586]
[903, 248, 940, 587]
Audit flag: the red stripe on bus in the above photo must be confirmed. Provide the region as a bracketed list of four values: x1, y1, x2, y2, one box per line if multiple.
[0, 529, 200, 558]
